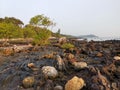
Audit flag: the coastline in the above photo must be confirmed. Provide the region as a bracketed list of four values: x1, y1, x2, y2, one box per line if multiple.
[0, 39, 120, 90]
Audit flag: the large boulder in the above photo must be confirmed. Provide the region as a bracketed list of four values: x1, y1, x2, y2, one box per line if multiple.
[65, 76, 85, 90]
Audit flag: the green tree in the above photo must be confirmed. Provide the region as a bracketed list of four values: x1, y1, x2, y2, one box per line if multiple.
[56, 29, 61, 37]
[0, 17, 24, 27]
[23, 24, 37, 38]
[33, 28, 52, 45]
[0, 22, 22, 39]
[29, 14, 55, 28]
[22, 24, 52, 45]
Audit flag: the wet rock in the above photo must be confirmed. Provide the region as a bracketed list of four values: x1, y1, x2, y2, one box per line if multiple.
[56, 55, 66, 71]
[88, 65, 97, 75]
[65, 76, 85, 90]
[22, 76, 35, 88]
[54, 85, 63, 90]
[44, 79, 54, 90]
[42, 66, 58, 79]
[102, 63, 116, 76]
[72, 62, 87, 69]
[0, 40, 120, 90]
[90, 68, 110, 90]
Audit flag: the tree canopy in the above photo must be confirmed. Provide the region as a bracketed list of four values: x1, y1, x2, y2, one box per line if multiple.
[29, 14, 55, 28]
[0, 22, 23, 39]
[0, 17, 24, 27]
[0, 15, 56, 45]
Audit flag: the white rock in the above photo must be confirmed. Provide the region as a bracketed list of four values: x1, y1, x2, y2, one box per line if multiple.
[54, 85, 63, 90]
[42, 66, 58, 79]
[114, 56, 120, 60]
[72, 62, 87, 69]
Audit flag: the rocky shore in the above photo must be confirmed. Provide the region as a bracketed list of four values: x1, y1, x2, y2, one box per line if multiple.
[0, 39, 120, 90]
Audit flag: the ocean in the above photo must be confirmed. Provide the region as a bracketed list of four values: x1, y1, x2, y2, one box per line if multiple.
[78, 37, 120, 41]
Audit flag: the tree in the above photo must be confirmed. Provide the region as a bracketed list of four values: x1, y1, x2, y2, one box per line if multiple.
[33, 28, 52, 45]
[0, 17, 24, 27]
[56, 29, 61, 37]
[29, 14, 55, 29]
[22, 24, 52, 45]
[22, 24, 37, 38]
[0, 22, 23, 39]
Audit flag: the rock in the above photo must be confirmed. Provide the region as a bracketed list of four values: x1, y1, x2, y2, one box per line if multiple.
[67, 53, 74, 59]
[102, 63, 116, 76]
[28, 63, 35, 68]
[114, 56, 120, 60]
[91, 68, 110, 90]
[3, 48, 14, 55]
[13, 45, 21, 52]
[65, 76, 85, 90]
[112, 82, 118, 90]
[59, 37, 67, 44]
[44, 79, 54, 90]
[42, 66, 58, 79]
[27, 63, 39, 71]
[96, 52, 103, 57]
[56, 55, 66, 71]
[54, 85, 63, 90]
[68, 58, 77, 64]
[72, 62, 87, 69]
[42, 52, 56, 59]
[22, 76, 35, 88]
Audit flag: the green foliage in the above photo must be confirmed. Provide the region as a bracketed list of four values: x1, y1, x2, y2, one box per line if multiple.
[29, 14, 55, 28]
[61, 43, 74, 49]
[0, 15, 54, 46]
[23, 24, 52, 45]
[33, 28, 52, 45]
[0, 17, 24, 26]
[0, 22, 23, 39]
[22, 25, 37, 38]
[55, 29, 61, 37]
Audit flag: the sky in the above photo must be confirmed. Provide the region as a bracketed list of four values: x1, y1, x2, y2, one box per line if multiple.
[0, 0, 120, 37]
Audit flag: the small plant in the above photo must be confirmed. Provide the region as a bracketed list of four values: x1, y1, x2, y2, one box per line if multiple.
[61, 43, 74, 49]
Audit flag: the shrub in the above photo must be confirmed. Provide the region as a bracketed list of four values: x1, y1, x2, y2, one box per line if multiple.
[33, 28, 51, 45]
[61, 43, 74, 49]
